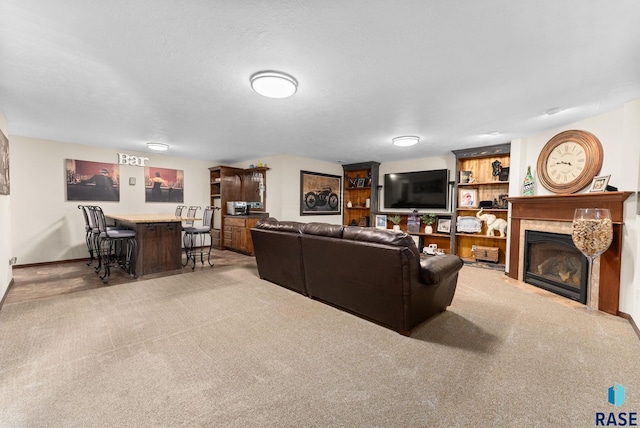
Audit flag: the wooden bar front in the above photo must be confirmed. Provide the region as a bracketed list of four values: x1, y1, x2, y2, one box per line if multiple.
[506, 192, 632, 315]
[107, 214, 184, 276]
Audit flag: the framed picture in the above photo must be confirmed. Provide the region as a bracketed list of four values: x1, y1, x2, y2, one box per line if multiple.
[375, 214, 387, 229]
[459, 188, 478, 208]
[459, 170, 471, 184]
[437, 218, 451, 233]
[588, 174, 610, 192]
[300, 170, 341, 215]
[356, 177, 366, 188]
[129, 177, 136, 186]
[65, 159, 120, 202]
[145, 167, 184, 203]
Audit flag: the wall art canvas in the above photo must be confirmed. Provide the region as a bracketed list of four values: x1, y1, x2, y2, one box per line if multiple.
[300, 170, 341, 215]
[66, 159, 120, 201]
[145, 167, 184, 203]
[0, 129, 9, 195]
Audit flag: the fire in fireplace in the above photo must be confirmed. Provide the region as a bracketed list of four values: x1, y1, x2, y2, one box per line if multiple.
[524, 230, 588, 303]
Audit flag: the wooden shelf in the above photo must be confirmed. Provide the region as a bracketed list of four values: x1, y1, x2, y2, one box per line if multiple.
[458, 181, 509, 186]
[456, 208, 507, 212]
[455, 233, 507, 240]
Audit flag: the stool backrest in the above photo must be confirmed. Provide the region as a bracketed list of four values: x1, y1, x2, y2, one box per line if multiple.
[184, 206, 200, 227]
[175, 205, 186, 217]
[78, 205, 91, 232]
[202, 206, 214, 229]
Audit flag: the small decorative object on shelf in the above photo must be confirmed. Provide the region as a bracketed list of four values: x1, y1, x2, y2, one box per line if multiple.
[347, 201, 353, 208]
[460, 170, 472, 184]
[491, 160, 502, 180]
[420, 213, 436, 234]
[572, 208, 613, 309]
[492, 193, 508, 209]
[523, 165, 535, 196]
[389, 215, 402, 231]
[407, 211, 421, 233]
[457, 216, 482, 233]
[476, 208, 508, 237]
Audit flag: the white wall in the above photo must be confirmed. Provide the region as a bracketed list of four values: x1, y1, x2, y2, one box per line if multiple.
[0, 113, 11, 301]
[10, 136, 211, 265]
[511, 100, 640, 319]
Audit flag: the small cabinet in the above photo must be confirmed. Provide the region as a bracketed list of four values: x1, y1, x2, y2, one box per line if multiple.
[223, 216, 264, 255]
[452, 143, 510, 266]
[342, 161, 380, 227]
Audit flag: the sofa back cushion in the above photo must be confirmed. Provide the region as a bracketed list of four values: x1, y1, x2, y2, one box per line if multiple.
[255, 218, 306, 234]
[302, 222, 344, 238]
[343, 226, 420, 260]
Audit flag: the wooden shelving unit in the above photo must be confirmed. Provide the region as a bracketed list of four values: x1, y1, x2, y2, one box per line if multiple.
[342, 161, 380, 227]
[452, 143, 511, 265]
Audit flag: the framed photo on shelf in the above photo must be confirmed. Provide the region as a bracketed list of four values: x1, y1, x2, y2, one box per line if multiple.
[300, 170, 341, 215]
[459, 188, 478, 208]
[436, 218, 451, 233]
[375, 214, 387, 229]
[356, 177, 366, 188]
[588, 174, 610, 192]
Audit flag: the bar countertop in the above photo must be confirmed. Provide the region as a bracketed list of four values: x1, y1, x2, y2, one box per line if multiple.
[106, 214, 185, 223]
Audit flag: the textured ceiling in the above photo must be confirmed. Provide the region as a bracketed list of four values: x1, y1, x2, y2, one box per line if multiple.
[1, 1, 639, 164]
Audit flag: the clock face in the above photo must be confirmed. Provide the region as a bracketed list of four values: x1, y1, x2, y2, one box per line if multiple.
[544, 141, 586, 184]
[537, 130, 604, 194]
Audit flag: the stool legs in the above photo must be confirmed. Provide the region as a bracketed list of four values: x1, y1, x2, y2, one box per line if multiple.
[183, 231, 213, 270]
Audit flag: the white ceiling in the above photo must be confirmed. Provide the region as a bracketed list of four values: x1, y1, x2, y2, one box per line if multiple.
[1, 1, 639, 165]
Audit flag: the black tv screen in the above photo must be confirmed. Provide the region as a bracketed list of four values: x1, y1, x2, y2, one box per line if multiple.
[384, 169, 449, 209]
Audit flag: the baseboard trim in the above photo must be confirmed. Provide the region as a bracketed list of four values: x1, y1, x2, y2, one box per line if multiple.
[0, 278, 15, 311]
[12, 258, 90, 269]
[619, 311, 640, 341]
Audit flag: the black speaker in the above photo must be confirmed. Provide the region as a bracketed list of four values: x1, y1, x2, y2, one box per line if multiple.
[479, 200, 493, 209]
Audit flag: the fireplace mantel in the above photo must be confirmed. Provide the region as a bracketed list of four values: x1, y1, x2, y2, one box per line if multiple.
[506, 192, 632, 315]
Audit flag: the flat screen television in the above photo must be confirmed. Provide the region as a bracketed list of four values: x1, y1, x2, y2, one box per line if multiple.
[383, 169, 449, 209]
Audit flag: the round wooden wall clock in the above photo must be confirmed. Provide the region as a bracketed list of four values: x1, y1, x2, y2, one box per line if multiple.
[536, 129, 604, 194]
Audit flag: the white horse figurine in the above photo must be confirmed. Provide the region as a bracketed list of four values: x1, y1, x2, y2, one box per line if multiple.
[476, 208, 508, 237]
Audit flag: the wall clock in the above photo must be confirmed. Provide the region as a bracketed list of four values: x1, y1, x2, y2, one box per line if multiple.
[536, 129, 604, 194]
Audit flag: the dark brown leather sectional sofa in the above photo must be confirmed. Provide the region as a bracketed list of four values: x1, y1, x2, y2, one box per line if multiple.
[250, 218, 464, 336]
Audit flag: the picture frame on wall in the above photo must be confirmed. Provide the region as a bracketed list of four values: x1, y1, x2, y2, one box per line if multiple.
[144, 167, 184, 203]
[65, 159, 120, 202]
[0, 129, 9, 196]
[300, 170, 341, 215]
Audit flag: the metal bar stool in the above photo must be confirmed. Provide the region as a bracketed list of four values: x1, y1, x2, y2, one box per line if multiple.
[182, 206, 215, 270]
[78, 205, 96, 266]
[93, 206, 138, 283]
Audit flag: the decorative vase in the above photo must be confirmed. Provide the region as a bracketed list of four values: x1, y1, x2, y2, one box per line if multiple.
[424, 225, 433, 234]
[393, 225, 401, 231]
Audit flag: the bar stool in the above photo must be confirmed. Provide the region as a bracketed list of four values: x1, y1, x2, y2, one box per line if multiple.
[182, 206, 215, 270]
[93, 206, 138, 283]
[78, 205, 96, 266]
[175, 205, 186, 217]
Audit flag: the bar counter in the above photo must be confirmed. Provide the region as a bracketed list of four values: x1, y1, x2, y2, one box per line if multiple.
[106, 214, 185, 276]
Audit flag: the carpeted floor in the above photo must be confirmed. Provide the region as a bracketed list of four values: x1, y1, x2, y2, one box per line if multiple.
[0, 263, 638, 427]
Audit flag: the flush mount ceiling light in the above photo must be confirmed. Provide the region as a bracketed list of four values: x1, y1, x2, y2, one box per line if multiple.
[392, 136, 419, 147]
[250, 71, 298, 98]
[147, 142, 169, 151]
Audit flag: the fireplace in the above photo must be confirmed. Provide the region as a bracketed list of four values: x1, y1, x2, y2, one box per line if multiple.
[524, 231, 588, 303]
[506, 192, 632, 315]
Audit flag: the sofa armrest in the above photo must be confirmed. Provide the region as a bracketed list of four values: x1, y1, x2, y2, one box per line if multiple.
[419, 255, 464, 285]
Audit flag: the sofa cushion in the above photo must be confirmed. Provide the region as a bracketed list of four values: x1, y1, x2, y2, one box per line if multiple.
[302, 222, 344, 238]
[343, 226, 420, 260]
[255, 218, 305, 234]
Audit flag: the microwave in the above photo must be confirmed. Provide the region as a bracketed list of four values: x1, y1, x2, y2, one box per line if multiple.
[226, 201, 247, 215]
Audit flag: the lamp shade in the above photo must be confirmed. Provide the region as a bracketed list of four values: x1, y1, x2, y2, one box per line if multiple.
[250, 71, 298, 98]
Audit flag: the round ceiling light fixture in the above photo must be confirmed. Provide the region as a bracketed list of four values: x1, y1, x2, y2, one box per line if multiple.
[392, 136, 420, 147]
[147, 142, 169, 151]
[250, 71, 298, 98]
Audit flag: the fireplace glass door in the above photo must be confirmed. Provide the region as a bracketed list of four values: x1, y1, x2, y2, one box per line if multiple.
[524, 231, 588, 303]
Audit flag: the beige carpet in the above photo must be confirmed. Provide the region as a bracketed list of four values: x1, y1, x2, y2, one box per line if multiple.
[1, 263, 638, 427]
